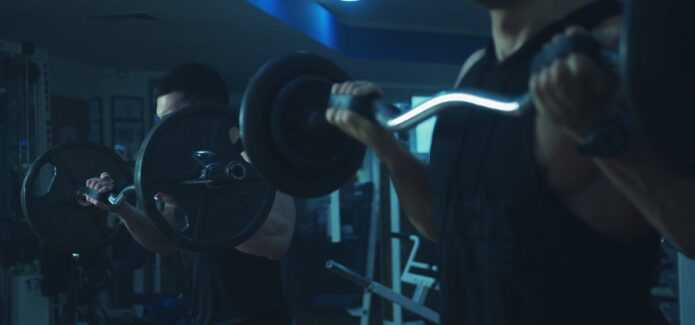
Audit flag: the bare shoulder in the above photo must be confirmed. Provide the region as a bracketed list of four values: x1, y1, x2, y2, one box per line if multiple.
[454, 48, 487, 87]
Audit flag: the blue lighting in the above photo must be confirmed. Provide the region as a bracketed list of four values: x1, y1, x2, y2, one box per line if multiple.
[247, 0, 487, 64]
[248, 0, 338, 48]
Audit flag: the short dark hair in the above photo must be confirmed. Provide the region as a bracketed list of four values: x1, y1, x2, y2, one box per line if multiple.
[154, 63, 229, 106]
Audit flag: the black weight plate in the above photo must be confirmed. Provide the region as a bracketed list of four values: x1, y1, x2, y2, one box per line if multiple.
[622, 0, 695, 176]
[271, 75, 360, 172]
[136, 104, 275, 252]
[241, 52, 366, 198]
[21, 142, 131, 253]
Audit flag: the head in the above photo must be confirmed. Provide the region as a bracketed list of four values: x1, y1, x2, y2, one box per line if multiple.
[153, 63, 229, 118]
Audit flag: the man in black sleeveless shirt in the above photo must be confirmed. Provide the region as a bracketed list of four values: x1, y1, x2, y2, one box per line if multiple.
[326, 1, 674, 324]
[82, 63, 295, 325]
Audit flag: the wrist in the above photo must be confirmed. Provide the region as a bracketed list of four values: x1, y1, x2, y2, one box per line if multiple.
[575, 110, 631, 158]
[112, 202, 134, 220]
[566, 114, 619, 143]
[373, 135, 401, 165]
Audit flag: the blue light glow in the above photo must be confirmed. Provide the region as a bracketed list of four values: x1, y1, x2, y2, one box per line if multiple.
[247, 0, 338, 48]
[246, 0, 487, 64]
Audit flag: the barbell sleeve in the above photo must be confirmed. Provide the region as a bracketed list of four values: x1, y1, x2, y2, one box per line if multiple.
[77, 182, 135, 206]
[374, 91, 534, 132]
[107, 185, 136, 206]
[329, 91, 533, 132]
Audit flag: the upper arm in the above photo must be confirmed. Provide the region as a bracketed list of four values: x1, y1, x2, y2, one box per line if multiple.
[235, 191, 295, 258]
[454, 48, 487, 88]
[564, 173, 654, 242]
[266, 192, 296, 233]
[247, 191, 295, 240]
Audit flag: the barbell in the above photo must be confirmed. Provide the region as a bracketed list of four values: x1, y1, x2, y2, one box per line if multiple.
[239, 0, 695, 198]
[21, 105, 275, 253]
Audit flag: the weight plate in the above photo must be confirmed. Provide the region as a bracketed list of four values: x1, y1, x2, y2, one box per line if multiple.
[241, 52, 366, 197]
[622, 0, 695, 176]
[21, 142, 131, 253]
[136, 104, 275, 252]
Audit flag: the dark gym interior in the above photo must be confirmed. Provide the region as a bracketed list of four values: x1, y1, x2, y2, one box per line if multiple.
[0, 0, 693, 324]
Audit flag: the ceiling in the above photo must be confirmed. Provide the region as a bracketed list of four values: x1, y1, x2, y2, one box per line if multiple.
[317, 0, 490, 35]
[0, 0, 489, 90]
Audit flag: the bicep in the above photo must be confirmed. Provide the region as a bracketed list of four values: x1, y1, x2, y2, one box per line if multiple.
[565, 174, 654, 242]
[257, 192, 296, 236]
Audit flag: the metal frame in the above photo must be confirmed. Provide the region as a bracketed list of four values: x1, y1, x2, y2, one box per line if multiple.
[328, 190, 341, 243]
[326, 212, 441, 325]
[389, 180, 403, 324]
[341, 127, 441, 325]
[326, 260, 440, 324]
[679, 254, 695, 325]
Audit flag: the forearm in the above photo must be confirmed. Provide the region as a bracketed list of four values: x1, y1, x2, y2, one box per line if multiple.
[116, 203, 178, 255]
[377, 138, 436, 241]
[595, 138, 695, 256]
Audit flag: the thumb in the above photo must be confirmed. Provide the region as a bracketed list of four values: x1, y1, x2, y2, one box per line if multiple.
[100, 172, 113, 182]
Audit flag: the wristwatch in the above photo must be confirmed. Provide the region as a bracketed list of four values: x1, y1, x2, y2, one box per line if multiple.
[576, 111, 631, 157]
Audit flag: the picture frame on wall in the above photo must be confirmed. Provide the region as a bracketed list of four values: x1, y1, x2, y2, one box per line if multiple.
[111, 96, 144, 161]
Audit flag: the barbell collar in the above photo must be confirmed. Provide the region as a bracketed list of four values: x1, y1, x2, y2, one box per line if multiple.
[225, 161, 247, 180]
[107, 184, 136, 206]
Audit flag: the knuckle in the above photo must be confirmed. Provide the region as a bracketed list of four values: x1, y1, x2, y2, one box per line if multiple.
[539, 70, 550, 88]
[551, 61, 565, 82]
[565, 25, 586, 35]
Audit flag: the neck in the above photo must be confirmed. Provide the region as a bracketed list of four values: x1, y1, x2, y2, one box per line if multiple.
[489, 0, 585, 61]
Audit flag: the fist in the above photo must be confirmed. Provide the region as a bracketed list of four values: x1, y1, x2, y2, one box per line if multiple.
[78, 172, 123, 213]
[325, 81, 397, 155]
[530, 25, 620, 142]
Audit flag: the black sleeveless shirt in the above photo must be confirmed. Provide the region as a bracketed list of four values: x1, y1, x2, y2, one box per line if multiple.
[429, 2, 662, 324]
[180, 249, 292, 325]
